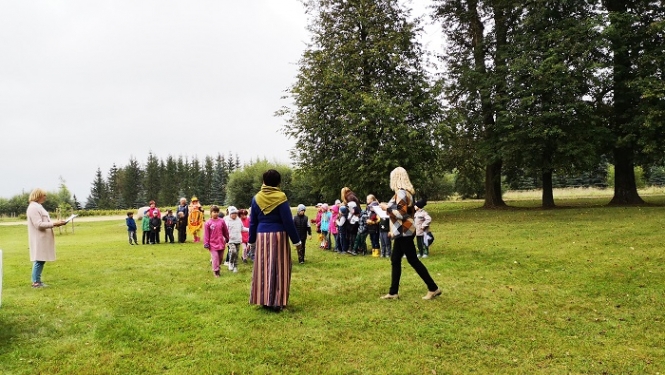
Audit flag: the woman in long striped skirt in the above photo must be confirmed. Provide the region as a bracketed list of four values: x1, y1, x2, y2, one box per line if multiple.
[248, 169, 302, 311]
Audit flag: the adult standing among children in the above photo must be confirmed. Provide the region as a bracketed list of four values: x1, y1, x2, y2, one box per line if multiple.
[379, 167, 441, 300]
[176, 197, 189, 243]
[26, 188, 66, 288]
[341, 187, 362, 208]
[176, 198, 189, 222]
[146, 200, 161, 220]
[248, 169, 302, 312]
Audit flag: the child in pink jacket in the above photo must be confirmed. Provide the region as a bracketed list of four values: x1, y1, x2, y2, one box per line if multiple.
[204, 206, 230, 277]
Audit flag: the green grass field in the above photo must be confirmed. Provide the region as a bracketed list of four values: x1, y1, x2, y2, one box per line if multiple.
[1, 198, 664, 374]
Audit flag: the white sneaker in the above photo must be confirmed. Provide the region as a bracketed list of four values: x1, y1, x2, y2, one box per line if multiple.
[417, 254, 422, 258]
[233, 267, 238, 273]
[228, 263, 233, 271]
[223, 261, 229, 266]
[422, 254, 428, 258]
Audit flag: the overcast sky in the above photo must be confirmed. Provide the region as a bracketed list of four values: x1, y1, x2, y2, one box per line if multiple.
[0, 0, 441, 200]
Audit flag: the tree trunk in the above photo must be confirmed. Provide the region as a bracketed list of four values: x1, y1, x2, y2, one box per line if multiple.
[483, 160, 506, 208]
[609, 147, 644, 205]
[542, 169, 555, 208]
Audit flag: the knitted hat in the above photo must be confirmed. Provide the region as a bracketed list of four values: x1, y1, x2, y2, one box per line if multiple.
[297, 204, 306, 212]
[339, 206, 348, 215]
[414, 199, 427, 209]
[228, 206, 238, 214]
[321, 203, 329, 210]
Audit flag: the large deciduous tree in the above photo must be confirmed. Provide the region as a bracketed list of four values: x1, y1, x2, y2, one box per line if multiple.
[433, 0, 518, 208]
[501, 0, 603, 207]
[279, 0, 442, 200]
[601, 0, 665, 204]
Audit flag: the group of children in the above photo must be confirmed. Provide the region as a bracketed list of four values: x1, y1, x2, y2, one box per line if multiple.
[125, 201, 179, 245]
[124, 192, 433, 278]
[203, 205, 251, 276]
[309, 192, 433, 259]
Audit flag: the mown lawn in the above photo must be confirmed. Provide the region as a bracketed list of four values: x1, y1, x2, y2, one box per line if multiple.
[0, 198, 664, 374]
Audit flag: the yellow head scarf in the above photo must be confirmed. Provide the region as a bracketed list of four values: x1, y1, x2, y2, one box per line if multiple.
[254, 184, 287, 215]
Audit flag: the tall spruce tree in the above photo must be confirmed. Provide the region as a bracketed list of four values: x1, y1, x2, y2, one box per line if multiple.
[144, 152, 161, 205]
[121, 157, 143, 208]
[107, 163, 123, 209]
[190, 158, 204, 202]
[211, 154, 226, 205]
[203, 156, 215, 204]
[86, 168, 109, 209]
[279, 0, 442, 199]
[176, 156, 189, 199]
[160, 155, 179, 206]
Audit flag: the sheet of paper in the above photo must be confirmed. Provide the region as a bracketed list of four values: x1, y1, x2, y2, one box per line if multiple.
[372, 206, 389, 219]
[64, 214, 78, 223]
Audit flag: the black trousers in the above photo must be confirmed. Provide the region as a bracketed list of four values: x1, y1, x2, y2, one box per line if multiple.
[389, 235, 438, 295]
[164, 227, 175, 243]
[150, 230, 160, 244]
[297, 237, 307, 262]
[178, 227, 187, 243]
[142, 231, 150, 244]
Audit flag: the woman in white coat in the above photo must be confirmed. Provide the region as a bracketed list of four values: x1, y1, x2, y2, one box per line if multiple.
[27, 188, 66, 288]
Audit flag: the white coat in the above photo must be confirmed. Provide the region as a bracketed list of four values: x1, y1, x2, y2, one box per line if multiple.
[27, 201, 56, 261]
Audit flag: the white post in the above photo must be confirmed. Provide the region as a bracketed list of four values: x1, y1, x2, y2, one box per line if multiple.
[0, 249, 3, 307]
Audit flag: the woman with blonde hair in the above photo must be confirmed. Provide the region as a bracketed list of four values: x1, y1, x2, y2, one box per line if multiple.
[26, 188, 66, 288]
[379, 167, 441, 300]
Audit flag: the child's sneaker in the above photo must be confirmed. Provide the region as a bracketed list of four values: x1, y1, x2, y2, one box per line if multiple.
[233, 267, 238, 273]
[214, 270, 220, 278]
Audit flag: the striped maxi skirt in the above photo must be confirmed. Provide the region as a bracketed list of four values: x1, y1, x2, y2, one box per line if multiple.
[249, 231, 292, 308]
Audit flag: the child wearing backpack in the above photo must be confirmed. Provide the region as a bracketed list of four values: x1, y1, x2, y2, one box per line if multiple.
[162, 210, 177, 244]
[414, 199, 432, 258]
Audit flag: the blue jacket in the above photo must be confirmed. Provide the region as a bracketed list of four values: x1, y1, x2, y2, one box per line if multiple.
[126, 217, 137, 231]
[248, 198, 300, 245]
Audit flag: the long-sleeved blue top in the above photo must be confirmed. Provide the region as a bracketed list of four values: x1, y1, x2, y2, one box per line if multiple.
[248, 198, 300, 245]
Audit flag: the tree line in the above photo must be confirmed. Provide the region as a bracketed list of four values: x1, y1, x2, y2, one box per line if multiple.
[84, 152, 242, 210]
[279, 0, 664, 208]
[1, 1, 663, 213]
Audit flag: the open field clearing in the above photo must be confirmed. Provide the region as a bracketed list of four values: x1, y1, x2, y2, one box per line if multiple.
[0, 197, 664, 374]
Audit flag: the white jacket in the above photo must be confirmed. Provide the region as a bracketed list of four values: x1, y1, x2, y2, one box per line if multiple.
[224, 216, 248, 243]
